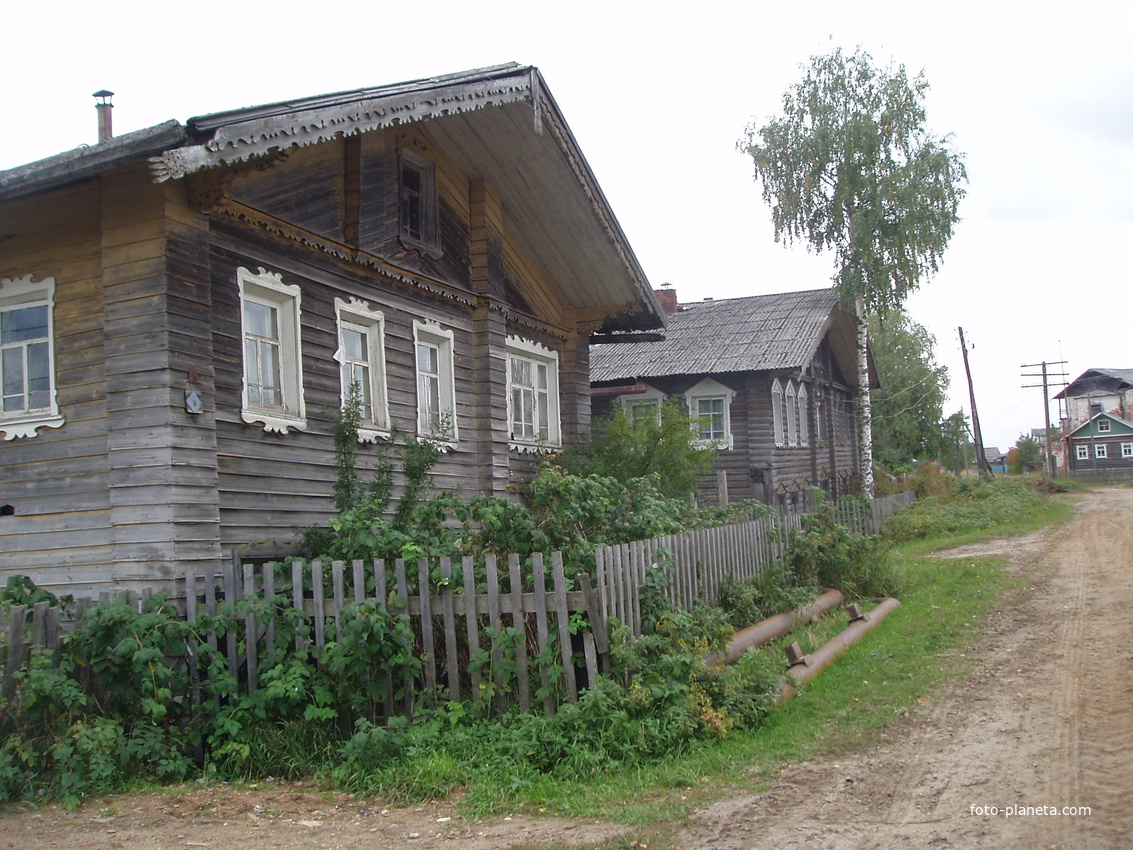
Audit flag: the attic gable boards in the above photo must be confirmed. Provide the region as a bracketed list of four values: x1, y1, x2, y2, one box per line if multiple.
[195, 125, 570, 332]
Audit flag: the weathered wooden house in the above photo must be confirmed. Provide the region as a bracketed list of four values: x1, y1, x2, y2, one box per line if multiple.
[0, 64, 664, 595]
[589, 288, 875, 507]
[1060, 412, 1133, 478]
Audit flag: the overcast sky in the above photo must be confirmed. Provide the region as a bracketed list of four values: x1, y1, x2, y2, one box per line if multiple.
[5, 0, 1131, 452]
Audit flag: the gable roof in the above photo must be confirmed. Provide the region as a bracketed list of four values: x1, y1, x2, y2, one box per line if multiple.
[0, 63, 662, 332]
[590, 288, 870, 384]
[1067, 410, 1133, 438]
[1054, 368, 1133, 401]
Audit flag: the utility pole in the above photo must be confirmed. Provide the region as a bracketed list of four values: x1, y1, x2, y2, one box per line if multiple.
[1021, 360, 1068, 478]
[959, 327, 993, 477]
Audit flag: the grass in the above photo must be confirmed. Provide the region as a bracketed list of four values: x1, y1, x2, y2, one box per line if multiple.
[451, 483, 1078, 847]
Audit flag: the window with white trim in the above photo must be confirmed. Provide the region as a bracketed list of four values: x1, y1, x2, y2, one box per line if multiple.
[685, 377, 736, 449]
[1097, 418, 1111, 433]
[785, 382, 798, 447]
[1122, 442, 1133, 459]
[619, 383, 665, 426]
[1076, 444, 1089, 460]
[335, 297, 389, 441]
[771, 379, 784, 447]
[0, 274, 64, 440]
[1096, 444, 1108, 459]
[238, 267, 306, 433]
[506, 336, 560, 448]
[413, 320, 457, 442]
[797, 383, 809, 447]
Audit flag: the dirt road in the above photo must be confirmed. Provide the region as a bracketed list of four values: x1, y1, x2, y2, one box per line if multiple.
[4, 487, 1131, 849]
[679, 486, 1133, 849]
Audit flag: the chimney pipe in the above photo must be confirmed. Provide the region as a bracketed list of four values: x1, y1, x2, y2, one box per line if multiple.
[93, 90, 114, 143]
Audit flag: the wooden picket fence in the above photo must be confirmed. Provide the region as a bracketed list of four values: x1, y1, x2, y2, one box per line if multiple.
[184, 551, 606, 717]
[2, 490, 916, 717]
[592, 490, 915, 635]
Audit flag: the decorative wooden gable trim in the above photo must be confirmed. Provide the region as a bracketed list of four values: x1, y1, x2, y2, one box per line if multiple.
[149, 76, 533, 183]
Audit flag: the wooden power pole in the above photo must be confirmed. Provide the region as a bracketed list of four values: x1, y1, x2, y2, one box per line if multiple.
[1021, 360, 1068, 478]
[959, 327, 993, 477]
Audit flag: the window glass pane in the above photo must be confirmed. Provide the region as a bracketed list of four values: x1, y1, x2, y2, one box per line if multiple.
[244, 301, 277, 339]
[417, 342, 439, 375]
[2, 347, 24, 410]
[343, 327, 367, 362]
[1, 305, 48, 343]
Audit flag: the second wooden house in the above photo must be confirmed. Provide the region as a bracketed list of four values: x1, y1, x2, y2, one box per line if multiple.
[590, 288, 874, 508]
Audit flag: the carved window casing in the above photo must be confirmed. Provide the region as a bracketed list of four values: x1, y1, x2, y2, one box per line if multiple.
[620, 383, 665, 427]
[238, 267, 306, 433]
[413, 320, 457, 444]
[506, 337, 561, 449]
[771, 379, 785, 447]
[797, 383, 809, 447]
[0, 274, 64, 440]
[685, 377, 736, 450]
[334, 298, 390, 442]
[785, 382, 798, 447]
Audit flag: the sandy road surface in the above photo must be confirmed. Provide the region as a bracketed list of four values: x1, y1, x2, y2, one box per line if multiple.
[4, 488, 1131, 849]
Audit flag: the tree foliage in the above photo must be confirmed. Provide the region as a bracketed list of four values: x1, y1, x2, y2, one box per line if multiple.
[740, 46, 967, 316]
[1007, 434, 1043, 474]
[868, 310, 949, 470]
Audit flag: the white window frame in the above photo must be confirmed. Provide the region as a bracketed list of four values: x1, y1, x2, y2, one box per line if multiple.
[506, 336, 561, 450]
[238, 266, 306, 434]
[1076, 444, 1089, 460]
[1122, 442, 1133, 459]
[797, 383, 809, 447]
[771, 378, 785, 447]
[0, 274, 65, 440]
[619, 383, 666, 426]
[334, 297, 390, 442]
[1097, 418, 1111, 433]
[1095, 443, 1108, 459]
[413, 320, 458, 444]
[684, 377, 736, 450]
[785, 381, 798, 447]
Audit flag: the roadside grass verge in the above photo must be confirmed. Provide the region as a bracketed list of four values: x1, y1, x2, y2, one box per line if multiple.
[462, 484, 1076, 836]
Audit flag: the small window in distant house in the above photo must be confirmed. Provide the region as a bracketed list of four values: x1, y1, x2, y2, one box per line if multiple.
[413, 320, 457, 443]
[335, 298, 389, 441]
[620, 383, 665, 426]
[399, 148, 438, 251]
[238, 267, 306, 433]
[1097, 418, 1111, 433]
[1076, 445, 1089, 460]
[797, 383, 809, 447]
[0, 274, 65, 440]
[506, 336, 561, 448]
[771, 379, 784, 447]
[1096, 444, 1108, 459]
[1122, 442, 1133, 459]
[685, 377, 736, 449]
[785, 382, 798, 447]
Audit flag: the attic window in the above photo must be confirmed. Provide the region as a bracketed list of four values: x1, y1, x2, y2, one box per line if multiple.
[1097, 418, 1111, 433]
[399, 149, 438, 252]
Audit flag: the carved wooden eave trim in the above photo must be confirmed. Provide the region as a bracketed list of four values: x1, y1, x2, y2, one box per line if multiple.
[149, 78, 532, 183]
[207, 201, 480, 309]
[472, 294, 569, 343]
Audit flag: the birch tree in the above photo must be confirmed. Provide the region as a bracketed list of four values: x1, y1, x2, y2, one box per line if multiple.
[741, 46, 966, 495]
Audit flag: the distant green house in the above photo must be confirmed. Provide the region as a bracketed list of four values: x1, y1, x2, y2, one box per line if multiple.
[1064, 411, 1133, 477]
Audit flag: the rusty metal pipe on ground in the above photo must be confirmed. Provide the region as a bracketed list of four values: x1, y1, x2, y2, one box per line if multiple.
[705, 589, 845, 667]
[776, 596, 901, 705]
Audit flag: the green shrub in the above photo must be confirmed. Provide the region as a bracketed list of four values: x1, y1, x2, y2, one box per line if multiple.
[883, 475, 1047, 542]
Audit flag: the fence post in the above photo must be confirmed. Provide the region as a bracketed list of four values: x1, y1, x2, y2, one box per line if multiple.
[508, 553, 530, 714]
